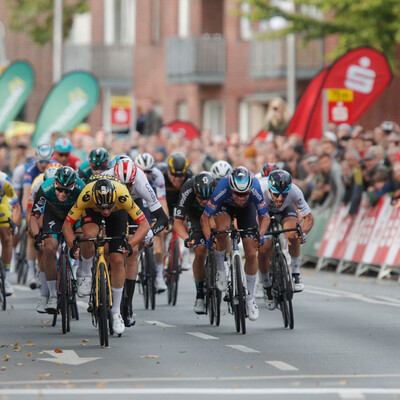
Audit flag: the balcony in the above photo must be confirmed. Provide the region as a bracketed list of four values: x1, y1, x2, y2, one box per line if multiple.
[63, 43, 133, 89]
[250, 37, 323, 79]
[166, 34, 225, 84]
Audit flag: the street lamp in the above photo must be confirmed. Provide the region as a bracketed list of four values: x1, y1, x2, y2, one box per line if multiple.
[53, 0, 63, 83]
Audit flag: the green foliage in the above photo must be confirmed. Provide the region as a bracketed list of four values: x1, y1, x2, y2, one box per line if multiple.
[239, 0, 400, 72]
[5, 0, 89, 46]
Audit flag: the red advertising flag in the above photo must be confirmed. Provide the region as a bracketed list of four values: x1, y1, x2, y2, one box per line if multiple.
[287, 47, 392, 144]
[166, 120, 200, 140]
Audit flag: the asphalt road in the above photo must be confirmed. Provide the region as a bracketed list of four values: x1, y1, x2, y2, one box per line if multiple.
[1, 265, 400, 400]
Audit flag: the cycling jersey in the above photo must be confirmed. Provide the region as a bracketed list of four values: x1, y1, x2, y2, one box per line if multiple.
[0, 172, 18, 206]
[163, 170, 193, 215]
[203, 176, 268, 217]
[27, 173, 45, 212]
[259, 177, 311, 216]
[147, 167, 166, 200]
[77, 160, 93, 182]
[53, 153, 81, 171]
[24, 160, 43, 187]
[31, 176, 85, 220]
[65, 175, 145, 225]
[175, 177, 205, 221]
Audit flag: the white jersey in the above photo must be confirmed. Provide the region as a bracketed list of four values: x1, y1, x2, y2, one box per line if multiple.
[12, 164, 25, 192]
[259, 177, 311, 217]
[104, 166, 161, 212]
[149, 167, 166, 200]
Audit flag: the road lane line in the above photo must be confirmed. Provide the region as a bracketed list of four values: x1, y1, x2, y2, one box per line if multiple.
[266, 361, 298, 371]
[145, 321, 176, 328]
[339, 392, 365, 399]
[186, 332, 219, 340]
[306, 289, 341, 297]
[226, 345, 259, 353]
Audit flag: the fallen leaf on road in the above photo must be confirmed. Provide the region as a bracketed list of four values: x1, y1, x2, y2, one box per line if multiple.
[246, 365, 253, 368]
[339, 380, 350, 385]
[173, 372, 180, 376]
[82, 339, 90, 343]
[64, 371, 71, 374]
[18, 326, 25, 329]
[54, 348, 63, 353]
[92, 371, 99, 375]
[15, 363, 24, 366]
[1, 366, 6, 370]
[233, 367, 239, 370]
[140, 355, 159, 359]
[196, 363, 200, 366]
[25, 353, 32, 357]
[13, 348, 22, 352]
[97, 382, 105, 388]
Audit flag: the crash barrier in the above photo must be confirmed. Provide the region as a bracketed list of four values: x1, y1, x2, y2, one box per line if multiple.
[302, 194, 400, 281]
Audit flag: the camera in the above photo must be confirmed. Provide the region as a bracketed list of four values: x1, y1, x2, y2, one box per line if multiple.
[382, 121, 394, 133]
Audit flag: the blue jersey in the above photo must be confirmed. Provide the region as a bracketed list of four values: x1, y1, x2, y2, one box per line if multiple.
[203, 176, 268, 217]
[24, 160, 42, 187]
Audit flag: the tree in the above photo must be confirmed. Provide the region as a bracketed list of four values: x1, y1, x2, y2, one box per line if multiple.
[240, 0, 400, 72]
[5, 0, 89, 46]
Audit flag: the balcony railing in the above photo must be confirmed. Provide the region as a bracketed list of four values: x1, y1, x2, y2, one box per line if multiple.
[250, 37, 324, 79]
[63, 43, 133, 88]
[166, 34, 225, 84]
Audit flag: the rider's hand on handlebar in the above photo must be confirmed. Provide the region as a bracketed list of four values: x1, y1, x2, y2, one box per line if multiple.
[34, 234, 43, 251]
[69, 244, 80, 260]
[298, 232, 307, 244]
[206, 237, 215, 250]
[184, 237, 195, 249]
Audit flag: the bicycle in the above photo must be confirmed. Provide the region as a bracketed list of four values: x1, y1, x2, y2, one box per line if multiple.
[15, 221, 28, 285]
[263, 216, 303, 330]
[214, 227, 258, 335]
[138, 245, 156, 310]
[164, 217, 182, 306]
[0, 259, 6, 311]
[74, 224, 129, 347]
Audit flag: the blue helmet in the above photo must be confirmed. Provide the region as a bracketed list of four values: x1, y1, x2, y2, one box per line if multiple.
[54, 137, 72, 153]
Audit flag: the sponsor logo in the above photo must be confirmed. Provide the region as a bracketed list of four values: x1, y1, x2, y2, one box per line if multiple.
[214, 188, 227, 202]
[208, 201, 217, 210]
[84, 217, 92, 223]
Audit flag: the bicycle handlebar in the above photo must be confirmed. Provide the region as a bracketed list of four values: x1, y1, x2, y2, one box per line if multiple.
[263, 222, 303, 238]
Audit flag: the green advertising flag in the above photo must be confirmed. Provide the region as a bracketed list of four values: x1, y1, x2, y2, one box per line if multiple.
[32, 71, 99, 147]
[0, 61, 34, 131]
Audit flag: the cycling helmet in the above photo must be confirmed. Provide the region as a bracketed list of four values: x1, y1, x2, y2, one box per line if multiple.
[210, 160, 233, 181]
[114, 159, 137, 184]
[261, 162, 278, 178]
[35, 144, 54, 162]
[45, 162, 61, 171]
[134, 153, 155, 172]
[89, 147, 109, 170]
[44, 167, 58, 181]
[193, 172, 215, 199]
[229, 166, 253, 193]
[54, 137, 72, 153]
[109, 154, 131, 168]
[92, 179, 116, 209]
[167, 153, 189, 176]
[54, 166, 77, 188]
[268, 169, 292, 195]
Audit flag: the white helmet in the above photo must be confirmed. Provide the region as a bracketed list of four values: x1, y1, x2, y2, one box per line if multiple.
[229, 166, 253, 193]
[134, 153, 155, 172]
[35, 144, 54, 162]
[211, 160, 233, 181]
[114, 159, 137, 184]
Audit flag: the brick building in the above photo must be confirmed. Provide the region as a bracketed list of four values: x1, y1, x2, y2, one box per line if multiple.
[1, 0, 400, 142]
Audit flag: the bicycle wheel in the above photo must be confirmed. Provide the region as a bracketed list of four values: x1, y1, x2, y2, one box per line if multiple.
[98, 262, 109, 347]
[145, 247, 156, 310]
[234, 255, 246, 335]
[139, 251, 149, 309]
[0, 261, 6, 311]
[59, 253, 69, 334]
[171, 240, 180, 306]
[276, 252, 294, 329]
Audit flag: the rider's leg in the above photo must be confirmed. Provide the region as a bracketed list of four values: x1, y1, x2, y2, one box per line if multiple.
[0, 226, 12, 280]
[214, 213, 230, 271]
[40, 237, 59, 298]
[154, 232, 165, 279]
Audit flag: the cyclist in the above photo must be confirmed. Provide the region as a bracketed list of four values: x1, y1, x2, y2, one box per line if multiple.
[200, 166, 270, 321]
[210, 160, 233, 182]
[63, 176, 150, 335]
[30, 166, 85, 313]
[78, 147, 109, 183]
[258, 169, 314, 308]
[174, 171, 216, 314]
[53, 137, 81, 170]
[162, 153, 193, 270]
[105, 158, 168, 327]
[0, 172, 21, 296]
[134, 152, 169, 292]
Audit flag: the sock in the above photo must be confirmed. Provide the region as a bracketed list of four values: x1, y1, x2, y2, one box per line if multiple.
[181, 247, 190, 266]
[246, 273, 257, 300]
[79, 256, 93, 276]
[11, 248, 17, 272]
[111, 287, 123, 314]
[195, 281, 205, 299]
[125, 279, 136, 307]
[4, 264, 10, 281]
[291, 257, 301, 274]
[47, 280, 57, 298]
[156, 263, 164, 278]
[27, 260, 36, 277]
[72, 259, 79, 278]
[214, 250, 226, 272]
[40, 272, 50, 297]
[261, 272, 271, 288]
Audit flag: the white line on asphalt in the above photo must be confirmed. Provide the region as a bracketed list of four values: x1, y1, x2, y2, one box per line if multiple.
[186, 332, 219, 340]
[226, 345, 259, 353]
[0, 388, 397, 395]
[146, 321, 176, 328]
[339, 392, 365, 399]
[372, 295, 400, 304]
[13, 285, 30, 292]
[266, 361, 298, 371]
[306, 289, 341, 297]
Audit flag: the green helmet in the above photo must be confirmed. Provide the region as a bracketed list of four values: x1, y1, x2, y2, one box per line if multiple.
[54, 166, 77, 188]
[89, 147, 109, 170]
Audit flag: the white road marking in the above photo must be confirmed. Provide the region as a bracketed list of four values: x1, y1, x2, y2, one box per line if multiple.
[266, 361, 298, 371]
[186, 332, 219, 340]
[306, 288, 341, 297]
[38, 350, 101, 365]
[373, 295, 400, 304]
[145, 321, 176, 328]
[339, 392, 365, 399]
[226, 345, 259, 353]
[0, 388, 396, 395]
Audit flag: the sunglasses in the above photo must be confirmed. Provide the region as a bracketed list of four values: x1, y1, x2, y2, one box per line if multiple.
[90, 163, 108, 171]
[98, 205, 114, 211]
[55, 186, 73, 194]
[271, 191, 288, 198]
[232, 191, 250, 198]
[38, 160, 50, 165]
[57, 152, 70, 157]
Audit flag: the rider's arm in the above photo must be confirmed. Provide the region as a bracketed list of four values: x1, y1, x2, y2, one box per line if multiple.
[174, 218, 188, 241]
[29, 212, 42, 237]
[11, 202, 22, 228]
[150, 206, 168, 235]
[258, 214, 270, 236]
[301, 212, 314, 235]
[200, 212, 212, 240]
[159, 198, 169, 220]
[62, 219, 76, 250]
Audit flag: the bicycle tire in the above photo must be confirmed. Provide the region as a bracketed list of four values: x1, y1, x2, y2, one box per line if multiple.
[16, 228, 28, 284]
[145, 247, 156, 310]
[59, 254, 69, 334]
[0, 261, 6, 311]
[234, 254, 246, 335]
[98, 262, 109, 347]
[140, 251, 150, 309]
[171, 240, 180, 306]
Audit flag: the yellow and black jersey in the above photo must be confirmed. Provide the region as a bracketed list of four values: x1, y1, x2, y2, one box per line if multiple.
[65, 175, 145, 225]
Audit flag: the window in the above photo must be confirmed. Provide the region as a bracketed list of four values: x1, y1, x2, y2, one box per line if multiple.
[104, 0, 135, 45]
[68, 13, 91, 44]
[178, 0, 190, 38]
[203, 100, 224, 137]
[177, 101, 188, 121]
[239, 2, 252, 40]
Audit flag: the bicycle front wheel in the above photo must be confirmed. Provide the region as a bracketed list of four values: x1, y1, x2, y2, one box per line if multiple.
[145, 247, 156, 310]
[167, 240, 180, 306]
[276, 252, 294, 329]
[59, 254, 70, 334]
[233, 254, 246, 335]
[0, 262, 6, 311]
[139, 251, 149, 310]
[98, 262, 109, 347]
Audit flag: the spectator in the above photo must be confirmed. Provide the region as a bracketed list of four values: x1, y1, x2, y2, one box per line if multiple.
[344, 149, 364, 216]
[139, 98, 163, 137]
[367, 168, 392, 207]
[264, 97, 291, 138]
